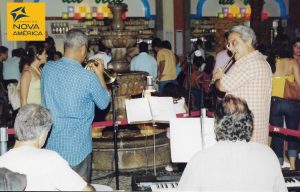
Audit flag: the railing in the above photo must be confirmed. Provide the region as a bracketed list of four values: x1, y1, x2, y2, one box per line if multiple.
[1, 110, 300, 155]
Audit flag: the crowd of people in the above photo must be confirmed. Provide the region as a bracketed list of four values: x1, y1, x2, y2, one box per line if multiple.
[0, 24, 299, 191]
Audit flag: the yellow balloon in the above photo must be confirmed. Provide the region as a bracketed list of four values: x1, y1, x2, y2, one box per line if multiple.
[229, 5, 239, 15]
[246, 6, 251, 14]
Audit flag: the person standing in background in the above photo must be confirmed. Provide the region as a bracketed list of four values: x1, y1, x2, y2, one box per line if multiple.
[152, 38, 177, 94]
[267, 37, 300, 170]
[20, 42, 47, 106]
[130, 42, 157, 80]
[0, 46, 9, 81]
[89, 41, 111, 69]
[292, 38, 300, 64]
[44, 36, 56, 61]
[213, 31, 232, 74]
[3, 48, 25, 82]
[41, 29, 110, 182]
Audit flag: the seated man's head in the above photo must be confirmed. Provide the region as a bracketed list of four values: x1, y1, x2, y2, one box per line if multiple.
[214, 95, 253, 142]
[14, 104, 52, 148]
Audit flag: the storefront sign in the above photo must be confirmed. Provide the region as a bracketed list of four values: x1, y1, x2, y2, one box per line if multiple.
[62, 0, 124, 3]
[7, 2, 45, 41]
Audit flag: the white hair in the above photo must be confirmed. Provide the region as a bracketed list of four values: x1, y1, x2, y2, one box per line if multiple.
[14, 104, 52, 141]
[64, 29, 88, 50]
[230, 25, 257, 47]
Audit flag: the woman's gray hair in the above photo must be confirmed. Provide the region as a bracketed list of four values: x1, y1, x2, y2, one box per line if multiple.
[214, 95, 254, 142]
[64, 29, 88, 50]
[230, 25, 257, 47]
[14, 104, 52, 141]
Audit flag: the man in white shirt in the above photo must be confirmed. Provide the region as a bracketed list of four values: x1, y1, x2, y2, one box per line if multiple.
[0, 104, 94, 191]
[89, 41, 111, 69]
[3, 48, 24, 81]
[178, 95, 287, 192]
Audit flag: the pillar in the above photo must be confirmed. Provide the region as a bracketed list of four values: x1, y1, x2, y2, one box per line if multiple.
[249, 0, 265, 44]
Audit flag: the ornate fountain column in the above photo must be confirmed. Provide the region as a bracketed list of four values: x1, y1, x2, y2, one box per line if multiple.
[100, 3, 148, 121]
[102, 3, 138, 73]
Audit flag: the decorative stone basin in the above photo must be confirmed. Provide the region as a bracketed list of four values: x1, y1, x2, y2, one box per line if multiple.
[92, 126, 171, 171]
[102, 31, 138, 48]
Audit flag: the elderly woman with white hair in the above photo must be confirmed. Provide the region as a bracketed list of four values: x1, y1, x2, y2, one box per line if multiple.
[0, 104, 94, 191]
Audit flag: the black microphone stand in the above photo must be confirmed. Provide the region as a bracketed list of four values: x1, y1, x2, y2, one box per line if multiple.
[187, 51, 194, 117]
[111, 80, 120, 190]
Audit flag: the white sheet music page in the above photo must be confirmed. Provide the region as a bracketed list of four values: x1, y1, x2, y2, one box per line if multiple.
[170, 117, 216, 163]
[125, 98, 152, 124]
[202, 118, 216, 149]
[147, 97, 176, 122]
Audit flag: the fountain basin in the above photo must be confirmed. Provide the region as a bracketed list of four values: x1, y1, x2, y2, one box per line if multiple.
[102, 31, 138, 48]
[92, 127, 171, 171]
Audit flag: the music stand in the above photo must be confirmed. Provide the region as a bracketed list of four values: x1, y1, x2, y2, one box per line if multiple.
[111, 80, 120, 190]
[187, 54, 193, 117]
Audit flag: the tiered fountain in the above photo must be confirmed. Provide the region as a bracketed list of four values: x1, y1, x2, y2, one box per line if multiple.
[101, 3, 148, 120]
[92, 3, 170, 171]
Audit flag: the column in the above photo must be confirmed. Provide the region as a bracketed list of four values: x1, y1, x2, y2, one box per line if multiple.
[249, 0, 265, 43]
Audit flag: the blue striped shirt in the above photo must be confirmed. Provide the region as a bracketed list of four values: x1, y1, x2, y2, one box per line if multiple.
[41, 57, 110, 166]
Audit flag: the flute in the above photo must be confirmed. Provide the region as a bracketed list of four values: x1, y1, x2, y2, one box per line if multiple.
[211, 53, 235, 85]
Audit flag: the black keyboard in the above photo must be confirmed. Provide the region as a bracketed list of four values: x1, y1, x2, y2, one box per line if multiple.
[132, 171, 300, 191]
[283, 170, 300, 191]
[131, 175, 180, 191]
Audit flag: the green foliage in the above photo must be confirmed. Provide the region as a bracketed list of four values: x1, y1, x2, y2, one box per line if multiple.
[243, 0, 249, 5]
[219, 0, 235, 5]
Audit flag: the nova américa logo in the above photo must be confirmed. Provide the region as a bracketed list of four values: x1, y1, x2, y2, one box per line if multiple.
[10, 6, 29, 22]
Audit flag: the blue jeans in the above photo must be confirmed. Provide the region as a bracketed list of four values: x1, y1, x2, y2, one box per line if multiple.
[270, 97, 300, 164]
[158, 80, 178, 95]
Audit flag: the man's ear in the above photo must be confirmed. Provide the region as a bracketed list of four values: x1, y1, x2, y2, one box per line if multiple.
[80, 45, 88, 57]
[246, 39, 253, 47]
[38, 131, 49, 148]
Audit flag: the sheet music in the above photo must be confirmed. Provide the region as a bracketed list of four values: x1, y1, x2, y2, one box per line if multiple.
[170, 118, 216, 163]
[125, 97, 176, 124]
[148, 97, 176, 122]
[125, 98, 152, 124]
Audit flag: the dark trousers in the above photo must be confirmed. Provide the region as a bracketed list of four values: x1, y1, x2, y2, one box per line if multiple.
[158, 80, 178, 95]
[71, 153, 92, 183]
[270, 97, 300, 164]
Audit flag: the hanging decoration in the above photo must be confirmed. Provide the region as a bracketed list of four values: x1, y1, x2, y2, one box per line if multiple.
[63, 3, 113, 20]
[217, 5, 252, 20]
[62, 0, 124, 4]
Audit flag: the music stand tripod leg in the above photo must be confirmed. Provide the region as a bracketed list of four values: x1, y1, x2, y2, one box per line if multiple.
[111, 81, 119, 190]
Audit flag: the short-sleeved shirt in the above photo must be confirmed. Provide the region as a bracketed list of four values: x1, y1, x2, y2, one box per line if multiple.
[0, 146, 86, 191]
[88, 52, 111, 69]
[178, 141, 287, 192]
[157, 48, 176, 81]
[3, 56, 21, 81]
[130, 52, 157, 79]
[221, 51, 272, 145]
[41, 57, 110, 166]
